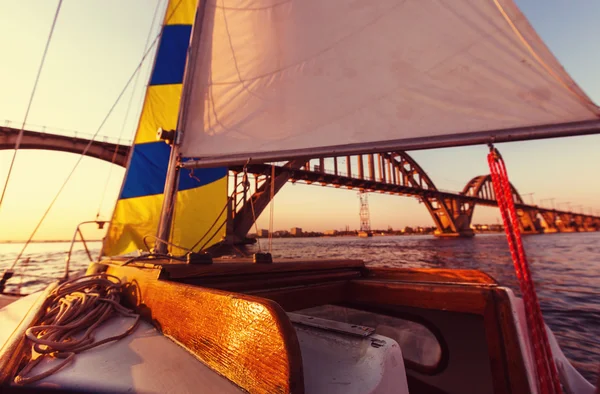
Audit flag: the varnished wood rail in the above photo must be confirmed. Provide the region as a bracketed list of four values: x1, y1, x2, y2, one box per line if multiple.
[94, 263, 304, 394]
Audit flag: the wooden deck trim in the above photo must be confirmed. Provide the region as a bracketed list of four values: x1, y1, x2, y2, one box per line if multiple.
[250, 281, 349, 312]
[483, 292, 512, 394]
[365, 267, 498, 285]
[492, 289, 532, 394]
[102, 264, 304, 394]
[187, 269, 361, 293]
[348, 279, 490, 315]
[0, 282, 58, 385]
[159, 259, 366, 280]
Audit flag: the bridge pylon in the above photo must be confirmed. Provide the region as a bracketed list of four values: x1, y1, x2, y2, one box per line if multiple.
[460, 175, 543, 236]
[430, 197, 474, 237]
[358, 191, 372, 237]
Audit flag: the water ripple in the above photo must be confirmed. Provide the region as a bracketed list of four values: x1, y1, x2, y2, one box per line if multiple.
[0, 234, 598, 382]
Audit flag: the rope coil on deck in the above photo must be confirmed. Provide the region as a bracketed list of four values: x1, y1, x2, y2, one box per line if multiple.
[14, 273, 140, 385]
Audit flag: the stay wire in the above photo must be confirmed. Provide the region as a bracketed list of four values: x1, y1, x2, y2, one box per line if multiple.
[249, 171, 262, 252]
[268, 165, 275, 252]
[187, 175, 247, 253]
[8, 3, 179, 271]
[142, 234, 191, 254]
[0, 0, 64, 214]
[188, 163, 266, 254]
[95, 0, 162, 220]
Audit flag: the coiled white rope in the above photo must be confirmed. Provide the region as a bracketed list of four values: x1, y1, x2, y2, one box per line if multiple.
[14, 273, 139, 385]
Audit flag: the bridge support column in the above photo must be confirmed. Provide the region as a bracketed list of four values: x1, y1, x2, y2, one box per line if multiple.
[357, 155, 364, 179]
[368, 154, 375, 181]
[518, 209, 544, 235]
[224, 159, 306, 245]
[539, 211, 559, 233]
[432, 199, 474, 238]
[346, 156, 352, 178]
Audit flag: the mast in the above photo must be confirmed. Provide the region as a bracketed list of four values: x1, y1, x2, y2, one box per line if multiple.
[155, 0, 208, 254]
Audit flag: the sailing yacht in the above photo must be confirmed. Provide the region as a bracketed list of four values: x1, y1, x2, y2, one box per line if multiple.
[1, 0, 599, 393]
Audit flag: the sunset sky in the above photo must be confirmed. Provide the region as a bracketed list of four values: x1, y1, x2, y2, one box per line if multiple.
[0, 0, 599, 242]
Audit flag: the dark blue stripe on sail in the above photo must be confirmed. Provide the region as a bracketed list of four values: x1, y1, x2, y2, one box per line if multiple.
[120, 142, 169, 199]
[149, 24, 192, 86]
[120, 142, 227, 199]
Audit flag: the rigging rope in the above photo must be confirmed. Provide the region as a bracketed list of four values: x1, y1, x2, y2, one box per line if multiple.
[248, 168, 262, 252]
[487, 146, 562, 394]
[95, 0, 163, 221]
[148, 165, 252, 257]
[268, 165, 275, 252]
[14, 273, 139, 385]
[0, 0, 63, 213]
[185, 175, 245, 253]
[6, 2, 179, 272]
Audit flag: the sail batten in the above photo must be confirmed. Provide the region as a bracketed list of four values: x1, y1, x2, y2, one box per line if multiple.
[178, 0, 599, 162]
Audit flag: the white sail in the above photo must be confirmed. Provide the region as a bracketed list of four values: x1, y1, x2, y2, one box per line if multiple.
[179, 0, 599, 162]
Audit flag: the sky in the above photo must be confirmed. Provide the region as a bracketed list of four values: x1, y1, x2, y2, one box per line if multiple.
[0, 0, 599, 241]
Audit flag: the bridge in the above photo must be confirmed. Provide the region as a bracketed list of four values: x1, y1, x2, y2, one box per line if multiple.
[227, 154, 600, 242]
[1, 126, 599, 241]
[0, 125, 130, 167]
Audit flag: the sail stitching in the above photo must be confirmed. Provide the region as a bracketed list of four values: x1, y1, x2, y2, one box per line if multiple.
[211, 0, 405, 87]
[210, 0, 292, 12]
[492, 0, 599, 112]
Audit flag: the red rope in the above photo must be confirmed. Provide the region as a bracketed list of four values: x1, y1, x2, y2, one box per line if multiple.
[487, 147, 562, 394]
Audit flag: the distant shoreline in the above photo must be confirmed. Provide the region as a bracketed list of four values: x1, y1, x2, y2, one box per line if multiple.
[252, 230, 505, 239]
[1, 230, 506, 244]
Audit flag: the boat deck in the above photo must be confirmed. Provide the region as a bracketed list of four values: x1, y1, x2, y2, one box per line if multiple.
[2, 258, 540, 394]
[0, 294, 22, 310]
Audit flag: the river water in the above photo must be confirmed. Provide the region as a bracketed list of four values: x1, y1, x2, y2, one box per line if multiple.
[1, 232, 598, 383]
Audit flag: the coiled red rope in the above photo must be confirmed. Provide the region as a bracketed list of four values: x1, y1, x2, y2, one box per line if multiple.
[488, 147, 562, 394]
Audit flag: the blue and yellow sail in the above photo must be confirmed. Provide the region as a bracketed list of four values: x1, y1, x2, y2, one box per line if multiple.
[103, 0, 227, 256]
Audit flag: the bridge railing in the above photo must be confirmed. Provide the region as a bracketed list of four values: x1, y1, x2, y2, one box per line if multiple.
[2, 120, 132, 146]
[260, 159, 460, 195]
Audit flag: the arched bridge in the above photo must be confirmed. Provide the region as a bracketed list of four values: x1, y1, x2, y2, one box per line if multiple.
[0, 126, 130, 167]
[2, 127, 597, 241]
[460, 175, 595, 234]
[228, 153, 600, 242]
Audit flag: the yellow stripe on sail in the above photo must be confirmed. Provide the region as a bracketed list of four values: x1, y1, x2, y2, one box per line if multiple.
[134, 84, 182, 145]
[171, 176, 228, 252]
[165, 0, 197, 26]
[104, 194, 164, 256]
[104, 0, 229, 257]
